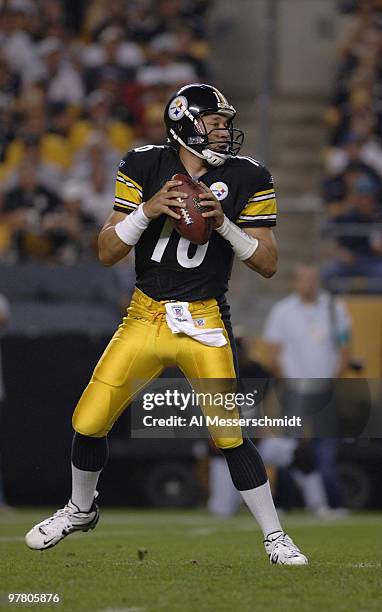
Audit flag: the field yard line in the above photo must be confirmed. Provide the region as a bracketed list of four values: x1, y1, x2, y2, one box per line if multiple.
[0, 531, 140, 543]
[73, 515, 381, 528]
[188, 527, 218, 536]
[0, 528, 218, 542]
[0, 515, 223, 526]
[86, 515, 382, 528]
[0, 527, 231, 542]
[2, 511, 382, 528]
[1, 514, 381, 544]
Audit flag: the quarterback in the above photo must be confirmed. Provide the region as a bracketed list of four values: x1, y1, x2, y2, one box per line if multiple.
[25, 84, 308, 565]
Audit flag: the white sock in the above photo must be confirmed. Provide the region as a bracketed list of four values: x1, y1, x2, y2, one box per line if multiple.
[240, 480, 283, 538]
[71, 464, 101, 512]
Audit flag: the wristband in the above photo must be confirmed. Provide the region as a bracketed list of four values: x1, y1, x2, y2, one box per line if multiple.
[114, 204, 150, 246]
[215, 216, 259, 260]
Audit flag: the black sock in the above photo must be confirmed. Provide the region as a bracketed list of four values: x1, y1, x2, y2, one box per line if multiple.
[221, 439, 267, 491]
[71, 432, 109, 472]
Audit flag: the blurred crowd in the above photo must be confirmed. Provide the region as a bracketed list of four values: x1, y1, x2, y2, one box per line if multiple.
[0, 0, 211, 263]
[322, 0, 382, 292]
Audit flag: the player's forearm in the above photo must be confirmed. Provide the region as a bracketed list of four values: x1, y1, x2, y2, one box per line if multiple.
[98, 226, 133, 266]
[99, 207, 152, 266]
[244, 241, 278, 278]
[215, 217, 277, 278]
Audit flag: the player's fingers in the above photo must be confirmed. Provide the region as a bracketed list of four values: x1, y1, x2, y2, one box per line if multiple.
[165, 201, 186, 209]
[163, 180, 183, 191]
[166, 190, 188, 199]
[198, 198, 218, 207]
[163, 206, 181, 220]
[202, 209, 220, 218]
[163, 192, 188, 203]
[198, 190, 216, 198]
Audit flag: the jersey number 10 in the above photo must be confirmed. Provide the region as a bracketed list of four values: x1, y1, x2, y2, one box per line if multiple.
[151, 218, 209, 268]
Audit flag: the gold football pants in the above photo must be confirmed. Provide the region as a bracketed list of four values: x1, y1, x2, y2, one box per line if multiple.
[72, 288, 243, 448]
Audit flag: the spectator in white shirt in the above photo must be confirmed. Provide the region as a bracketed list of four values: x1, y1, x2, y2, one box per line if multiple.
[81, 26, 144, 70]
[28, 37, 85, 105]
[263, 264, 352, 512]
[137, 34, 197, 87]
[1, 2, 36, 74]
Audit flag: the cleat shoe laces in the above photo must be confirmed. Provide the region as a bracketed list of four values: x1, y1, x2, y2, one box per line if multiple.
[25, 495, 99, 550]
[264, 531, 308, 565]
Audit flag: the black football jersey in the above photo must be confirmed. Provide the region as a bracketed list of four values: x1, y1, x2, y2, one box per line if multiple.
[113, 145, 277, 301]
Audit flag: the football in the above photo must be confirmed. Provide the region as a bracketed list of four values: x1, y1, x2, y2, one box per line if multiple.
[169, 173, 213, 245]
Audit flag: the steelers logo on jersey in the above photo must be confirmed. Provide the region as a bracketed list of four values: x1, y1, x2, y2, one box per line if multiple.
[168, 96, 188, 121]
[210, 181, 229, 201]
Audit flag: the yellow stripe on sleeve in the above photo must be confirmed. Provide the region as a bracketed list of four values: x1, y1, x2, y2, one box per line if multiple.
[238, 197, 277, 219]
[117, 170, 143, 193]
[251, 188, 275, 198]
[115, 172, 143, 207]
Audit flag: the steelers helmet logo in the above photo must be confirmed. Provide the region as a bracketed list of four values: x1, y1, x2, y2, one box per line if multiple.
[210, 182, 229, 201]
[168, 96, 188, 121]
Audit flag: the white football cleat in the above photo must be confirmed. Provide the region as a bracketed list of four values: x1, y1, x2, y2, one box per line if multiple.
[264, 531, 308, 565]
[25, 498, 99, 550]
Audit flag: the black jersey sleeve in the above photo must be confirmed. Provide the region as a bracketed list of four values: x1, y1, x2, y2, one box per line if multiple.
[113, 150, 145, 214]
[236, 164, 277, 228]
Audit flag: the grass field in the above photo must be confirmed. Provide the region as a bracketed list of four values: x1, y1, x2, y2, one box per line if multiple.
[0, 509, 381, 612]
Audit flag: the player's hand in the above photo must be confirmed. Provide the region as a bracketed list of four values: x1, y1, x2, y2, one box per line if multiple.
[198, 182, 224, 229]
[143, 180, 188, 220]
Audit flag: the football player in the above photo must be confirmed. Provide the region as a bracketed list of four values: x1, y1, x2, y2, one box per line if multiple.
[25, 84, 308, 565]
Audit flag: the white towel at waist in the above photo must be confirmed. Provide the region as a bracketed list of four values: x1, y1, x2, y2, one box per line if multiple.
[165, 302, 227, 347]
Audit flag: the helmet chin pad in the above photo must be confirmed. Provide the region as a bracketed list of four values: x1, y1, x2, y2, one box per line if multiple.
[202, 148, 228, 166]
[169, 129, 228, 166]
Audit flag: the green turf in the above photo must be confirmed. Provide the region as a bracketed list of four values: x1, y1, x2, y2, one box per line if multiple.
[0, 510, 381, 612]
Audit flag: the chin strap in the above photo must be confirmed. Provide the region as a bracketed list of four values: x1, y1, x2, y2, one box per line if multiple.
[202, 148, 229, 166]
[170, 128, 229, 166]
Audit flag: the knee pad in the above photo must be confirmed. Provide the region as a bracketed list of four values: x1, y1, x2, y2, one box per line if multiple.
[72, 380, 115, 437]
[214, 436, 243, 450]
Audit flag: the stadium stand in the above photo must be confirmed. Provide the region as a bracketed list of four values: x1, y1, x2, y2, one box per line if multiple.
[0, 0, 215, 509]
[322, 0, 382, 294]
[0, 262, 122, 334]
[0, 0, 212, 327]
[0, 0, 211, 256]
